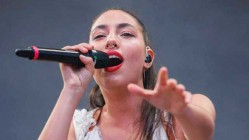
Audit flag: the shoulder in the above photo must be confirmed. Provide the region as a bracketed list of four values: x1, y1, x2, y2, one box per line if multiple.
[191, 94, 216, 120]
[171, 94, 216, 139]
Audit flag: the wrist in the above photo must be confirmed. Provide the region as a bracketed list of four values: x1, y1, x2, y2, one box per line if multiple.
[61, 86, 85, 103]
[170, 103, 191, 117]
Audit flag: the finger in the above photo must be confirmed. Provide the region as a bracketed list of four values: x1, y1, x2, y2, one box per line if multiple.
[62, 45, 82, 52]
[77, 43, 94, 54]
[77, 43, 94, 51]
[156, 67, 168, 86]
[176, 84, 186, 93]
[128, 84, 154, 98]
[167, 78, 178, 90]
[79, 47, 89, 53]
[63, 43, 94, 51]
[79, 55, 94, 69]
[62, 45, 74, 50]
[183, 91, 192, 104]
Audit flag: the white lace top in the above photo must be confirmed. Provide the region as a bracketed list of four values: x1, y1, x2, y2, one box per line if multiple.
[73, 108, 173, 140]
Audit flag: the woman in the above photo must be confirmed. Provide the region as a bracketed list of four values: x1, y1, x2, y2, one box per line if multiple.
[39, 8, 216, 140]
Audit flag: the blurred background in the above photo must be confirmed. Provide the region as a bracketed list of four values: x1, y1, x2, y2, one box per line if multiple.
[0, 0, 248, 139]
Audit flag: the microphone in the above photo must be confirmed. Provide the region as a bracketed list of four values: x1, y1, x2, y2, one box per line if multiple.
[15, 46, 122, 69]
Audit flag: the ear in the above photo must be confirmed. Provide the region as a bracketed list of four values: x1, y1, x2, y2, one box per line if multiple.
[144, 46, 154, 69]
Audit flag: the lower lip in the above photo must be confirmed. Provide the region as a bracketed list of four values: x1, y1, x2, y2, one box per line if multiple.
[105, 63, 123, 72]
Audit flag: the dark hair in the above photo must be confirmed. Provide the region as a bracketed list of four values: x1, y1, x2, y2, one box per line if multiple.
[89, 8, 172, 140]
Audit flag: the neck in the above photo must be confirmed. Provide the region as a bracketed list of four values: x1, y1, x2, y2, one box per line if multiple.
[99, 83, 143, 121]
[97, 82, 145, 139]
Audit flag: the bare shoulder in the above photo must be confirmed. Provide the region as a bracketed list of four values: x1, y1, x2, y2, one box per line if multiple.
[191, 94, 216, 120]
[172, 94, 216, 140]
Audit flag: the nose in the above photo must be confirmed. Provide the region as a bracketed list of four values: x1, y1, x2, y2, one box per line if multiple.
[105, 33, 118, 50]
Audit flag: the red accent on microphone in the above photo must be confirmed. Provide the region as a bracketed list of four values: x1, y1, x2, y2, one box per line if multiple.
[32, 46, 39, 60]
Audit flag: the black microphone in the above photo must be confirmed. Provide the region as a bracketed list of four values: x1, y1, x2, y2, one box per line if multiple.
[15, 46, 122, 69]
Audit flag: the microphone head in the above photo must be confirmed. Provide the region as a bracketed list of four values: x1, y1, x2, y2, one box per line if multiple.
[107, 57, 123, 67]
[92, 50, 123, 69]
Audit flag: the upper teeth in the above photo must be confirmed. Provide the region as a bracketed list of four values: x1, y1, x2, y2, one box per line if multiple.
[109, 55, 119, 59]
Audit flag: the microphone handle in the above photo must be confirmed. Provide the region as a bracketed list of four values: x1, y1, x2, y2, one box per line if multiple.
[35, 47, 91, 67]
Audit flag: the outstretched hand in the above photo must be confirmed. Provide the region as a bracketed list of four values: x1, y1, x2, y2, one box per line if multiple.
[128, 67, 192, 115]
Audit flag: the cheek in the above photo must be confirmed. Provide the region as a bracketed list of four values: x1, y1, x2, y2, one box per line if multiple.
[127, 52, 144, 62]
[125, 49, 145, 72]
[126, 45, 145, 62]
[122, 38, 146, 60]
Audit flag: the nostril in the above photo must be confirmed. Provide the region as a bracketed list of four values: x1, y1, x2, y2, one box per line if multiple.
[106, 43, 118, 49]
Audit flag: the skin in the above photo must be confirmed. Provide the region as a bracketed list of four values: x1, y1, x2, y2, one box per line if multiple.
[39, 10, 216, 140]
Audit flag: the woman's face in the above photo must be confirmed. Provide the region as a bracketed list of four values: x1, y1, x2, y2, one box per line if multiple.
[89, 10, 147, 88]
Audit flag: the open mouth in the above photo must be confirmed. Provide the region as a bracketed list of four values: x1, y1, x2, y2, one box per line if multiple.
[105, 51, 124, 72]
[108, 54, 123, 65]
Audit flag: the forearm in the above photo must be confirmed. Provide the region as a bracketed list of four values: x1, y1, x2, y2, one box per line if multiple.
[38, 87, 84, 140]
[173, 103, 215, 140]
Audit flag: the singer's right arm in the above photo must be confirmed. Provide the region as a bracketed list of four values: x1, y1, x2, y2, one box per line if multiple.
[38, 44, 95, 140]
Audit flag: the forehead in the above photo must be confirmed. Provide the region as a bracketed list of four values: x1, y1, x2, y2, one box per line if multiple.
[91, 10, 142, 31]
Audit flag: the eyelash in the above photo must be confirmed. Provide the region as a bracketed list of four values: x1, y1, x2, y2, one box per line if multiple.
[121, 32, 134, 37]
[93, 34, 105, 40]
[93, 32, 135, 40]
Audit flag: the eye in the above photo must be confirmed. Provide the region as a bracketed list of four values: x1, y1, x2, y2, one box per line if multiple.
[121, 32, 135, 37]
[93, 34, 106, 40]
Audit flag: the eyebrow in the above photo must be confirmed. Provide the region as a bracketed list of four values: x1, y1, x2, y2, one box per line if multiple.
[117, 23, 136, 29]
[91, 23, 136, 33]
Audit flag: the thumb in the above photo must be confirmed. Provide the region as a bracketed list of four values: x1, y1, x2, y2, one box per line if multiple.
[128, 84, 154, 98]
